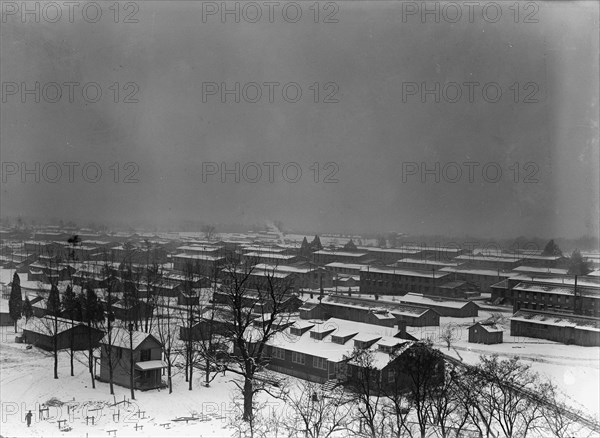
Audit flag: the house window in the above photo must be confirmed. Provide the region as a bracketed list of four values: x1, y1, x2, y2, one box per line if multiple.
[292, 352, 305, 365]
[334, 362, 347, 377]
[140, 349, 151, 361]
[388, 370, 396, 383]
[272, 347, 285, 360]
[313, 357, 327, 370]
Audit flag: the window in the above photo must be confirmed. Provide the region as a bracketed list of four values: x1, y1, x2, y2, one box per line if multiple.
[292, 352, 305, 365]
[334, 362, 348, 377]
[271, 347, 285, 360]
[140, 349, 151, 361]
[313, 356, 327, 370]
[388, 370, 396, 383]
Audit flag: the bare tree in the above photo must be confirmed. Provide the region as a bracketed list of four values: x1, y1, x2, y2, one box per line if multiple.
[100, 259, 119, 395]
[395, 342, 445, 438]
[154, 293, 181, 394]
[467, 355, 547, 437]
[381, 372, 413, 438]
[283, 380, 356, 438]
[78, 283, 105, 389]
[540, 380, 592, 437]
[219, 256, 295, 422]
[454, 367, 495, 438]
[196, 304, 229, 387]
[439, 324, 457, 352]
[178, 260, 203, 390]
[62, 284, 80, 376]
[425, 364, 470, 438]
[343, 347, 387, 438]
[228, 395, 286, 438]
[202, 224, 217, 241]
[46, 283, 61, 379]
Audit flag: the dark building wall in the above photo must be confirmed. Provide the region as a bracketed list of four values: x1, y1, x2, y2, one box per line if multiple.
[392, 309, 439, 327]
[430, 302, 478, 318]
[468, 325, 503, 344]
[0, 312, 14, 326]
[360, 270, 441, 296]
[512, 292, 600, 318]
[510, 320, 600, 347]
[23, 325, 103, 351]
[449, 272, 507, 293]
[266, 347, 332, 383]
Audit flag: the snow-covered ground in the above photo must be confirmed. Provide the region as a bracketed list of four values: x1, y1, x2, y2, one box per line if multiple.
[426, 312, 600, 420]
[2, 265, 599, 436]
[0, 331, 249, 437]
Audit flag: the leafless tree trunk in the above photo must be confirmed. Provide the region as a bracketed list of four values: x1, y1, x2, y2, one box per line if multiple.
[218, 255, 294, 422]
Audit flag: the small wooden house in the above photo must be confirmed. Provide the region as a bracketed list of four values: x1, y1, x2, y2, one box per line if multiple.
[468, 322, 503, 345]
[98, 328, 165, 390]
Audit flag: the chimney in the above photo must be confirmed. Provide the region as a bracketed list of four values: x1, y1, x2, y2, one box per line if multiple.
[397, 321, 407, 339]
[574, 275, 579, 314]
[319, 274, 324, 302]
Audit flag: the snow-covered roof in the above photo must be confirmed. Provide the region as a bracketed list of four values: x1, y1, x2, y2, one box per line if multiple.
[394, 293, 478, 309]
[357, 247, 421, 255]
[241, 246, 286, 253]
[325, 262, 371, 270]
[440, 267, 512, 277]
[244, 252, 296, 260]
[511, 310, 600, 332]
[172, 253, 224, 261]
[361, 266, 449, 279]
[23, 316, 85, 335]
[135, 360, 167, 370]
[455, 255, 523, 263]
[314, 250, 368, 257]
[509, 274, 600, 289]
[376, 336, 405, 348]
[470, 323, 503, 333]
[400, 245, 462, 253]
[100, 328, 161, 350]
[513, 281, 600, 298]
[177, 245, 221, 253]
[395, 258, 462, 267]
[265, 318, 403, 363]
[253, 263, 317, 274]
[318, 295, 432, 317]
[512, 266, 569, 275]
[353, 333, 382, 343]
[292, 320, 316, 330]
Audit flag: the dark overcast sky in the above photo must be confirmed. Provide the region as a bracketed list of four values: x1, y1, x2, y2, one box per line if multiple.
[1, 1, 598, 238]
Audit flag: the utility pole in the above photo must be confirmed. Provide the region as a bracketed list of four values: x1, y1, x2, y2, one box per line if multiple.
[129, 323, 135, 400]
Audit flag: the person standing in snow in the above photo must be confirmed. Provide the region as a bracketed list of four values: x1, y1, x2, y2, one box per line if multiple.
[25, 411, 33, 427]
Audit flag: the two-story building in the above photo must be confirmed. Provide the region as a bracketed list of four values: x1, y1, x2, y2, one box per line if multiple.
[98, 328, 165, 390]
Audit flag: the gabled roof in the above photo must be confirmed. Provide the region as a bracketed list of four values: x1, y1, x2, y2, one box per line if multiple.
[469, 322, 503, 333]
[23, 316, 89, 335]
[100, 327, 162, 350]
